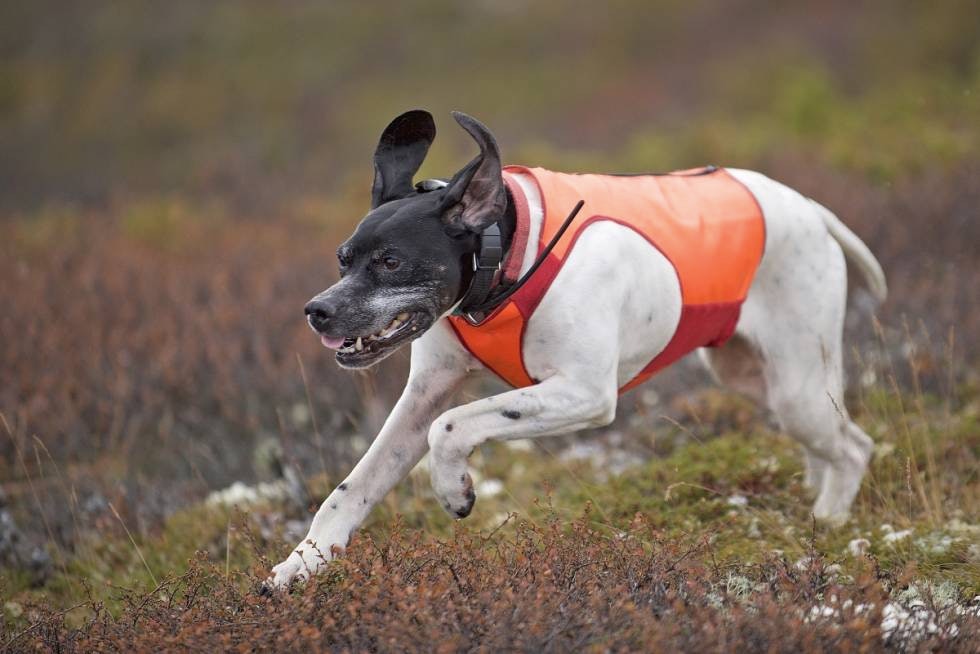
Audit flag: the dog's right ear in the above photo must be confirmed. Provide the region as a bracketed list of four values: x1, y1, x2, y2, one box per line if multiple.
[438, 111, 506, 235]
[371, 110, 436, 209]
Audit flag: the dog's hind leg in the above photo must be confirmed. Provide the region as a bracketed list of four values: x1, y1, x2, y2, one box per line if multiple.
[725, 169, 875, 523]
[762, 337, 874, 524]
[700, 334, 833, 493]
[738, 279, 872, 523]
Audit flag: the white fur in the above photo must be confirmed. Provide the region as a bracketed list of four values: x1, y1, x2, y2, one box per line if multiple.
[270, 169, 885, 588]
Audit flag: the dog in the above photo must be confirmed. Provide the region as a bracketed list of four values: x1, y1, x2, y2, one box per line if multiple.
[269, 110, 887, 588]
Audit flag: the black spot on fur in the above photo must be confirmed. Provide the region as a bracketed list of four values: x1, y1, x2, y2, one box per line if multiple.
[362, 497, 368, 505]
[445, 423, 453, 432]
[330, 503, 337, 510]
[502, 409, 521, 420]
[338, 483, 348, 491]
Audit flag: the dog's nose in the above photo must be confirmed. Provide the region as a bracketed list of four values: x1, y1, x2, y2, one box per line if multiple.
[305, 298, 337, 332]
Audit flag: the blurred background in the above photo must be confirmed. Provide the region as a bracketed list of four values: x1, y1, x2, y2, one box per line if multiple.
[1, 0, 977, 590]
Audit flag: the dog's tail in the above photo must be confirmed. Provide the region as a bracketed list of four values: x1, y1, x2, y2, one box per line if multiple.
[811, 200, 888, 304]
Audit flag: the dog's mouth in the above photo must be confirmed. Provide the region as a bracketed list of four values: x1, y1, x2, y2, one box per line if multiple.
[319, 311, 430, 368]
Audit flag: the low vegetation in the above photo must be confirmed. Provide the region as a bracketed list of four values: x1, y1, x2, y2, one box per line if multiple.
[2, 371, 978, 651]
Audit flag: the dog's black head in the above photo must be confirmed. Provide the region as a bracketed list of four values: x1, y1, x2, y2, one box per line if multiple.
[305, 110, 508, 368]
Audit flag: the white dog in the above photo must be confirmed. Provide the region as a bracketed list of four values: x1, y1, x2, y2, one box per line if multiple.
[269, 110, 886, 589]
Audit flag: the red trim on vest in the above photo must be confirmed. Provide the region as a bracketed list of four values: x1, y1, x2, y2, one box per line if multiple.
[619, 302, 742, 393]
[501, 174, 530, 284]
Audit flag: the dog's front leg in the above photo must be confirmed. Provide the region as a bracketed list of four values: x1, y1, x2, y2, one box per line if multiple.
[269, 325, 468, 589]
[428, 376, 617, 517]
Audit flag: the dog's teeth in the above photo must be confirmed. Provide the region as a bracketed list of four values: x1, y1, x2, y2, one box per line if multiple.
[397, 312, 410, 321]
[355, 337, 363, 351]
[378, 317, 402, 338]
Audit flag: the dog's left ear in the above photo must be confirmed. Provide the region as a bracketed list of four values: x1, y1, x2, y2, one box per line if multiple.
[440, 111, 507, 234]
[371, 110, 437, 209]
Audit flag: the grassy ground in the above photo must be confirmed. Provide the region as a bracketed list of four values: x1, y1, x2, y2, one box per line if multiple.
[2, 365, 977, 650]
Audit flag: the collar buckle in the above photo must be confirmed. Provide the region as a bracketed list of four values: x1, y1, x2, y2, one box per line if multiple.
[472, 223, 503, 271]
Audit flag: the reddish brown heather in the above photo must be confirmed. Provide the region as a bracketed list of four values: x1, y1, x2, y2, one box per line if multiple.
[0, 214, 409, 508]
[8, 515, 978, 653]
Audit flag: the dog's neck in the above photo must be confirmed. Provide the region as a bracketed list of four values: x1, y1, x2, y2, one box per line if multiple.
[453, 186, 519, 316]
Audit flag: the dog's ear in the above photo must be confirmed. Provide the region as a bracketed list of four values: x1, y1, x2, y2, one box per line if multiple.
[440, 111, 506, 234]
[371, 110, 436, 209]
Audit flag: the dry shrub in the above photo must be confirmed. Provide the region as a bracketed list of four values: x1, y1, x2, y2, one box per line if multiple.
[10, 512, 978, 653]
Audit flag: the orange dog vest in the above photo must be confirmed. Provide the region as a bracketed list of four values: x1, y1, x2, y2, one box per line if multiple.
[448, 166, 765, 393]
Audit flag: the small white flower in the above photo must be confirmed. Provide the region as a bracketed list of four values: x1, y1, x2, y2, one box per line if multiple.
[726, 494, 748, 507]
[883, 528, 913, 544]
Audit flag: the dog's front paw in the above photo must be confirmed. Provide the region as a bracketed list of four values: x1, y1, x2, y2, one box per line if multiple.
[432, 469, 476, 519]
[265, 541, 335, 591]
[428, 428, 477, 518]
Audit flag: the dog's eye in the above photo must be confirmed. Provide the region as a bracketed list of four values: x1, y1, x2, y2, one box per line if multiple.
[337, 252, 351, 270]
[382, 257, 401, 271]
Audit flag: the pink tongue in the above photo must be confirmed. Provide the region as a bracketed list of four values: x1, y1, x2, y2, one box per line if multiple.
[320, 334, 346, 350]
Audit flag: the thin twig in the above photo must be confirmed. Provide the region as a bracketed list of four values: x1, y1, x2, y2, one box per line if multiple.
[296, 353, 328, 477]
[3, 601, 88, 649]
[108, 501, 159, 587]
[1, 414, 75, 595]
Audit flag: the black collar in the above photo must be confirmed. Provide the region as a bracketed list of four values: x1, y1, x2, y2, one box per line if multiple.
[415, 177, 511, 324]
[454, 221, 504, 323]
